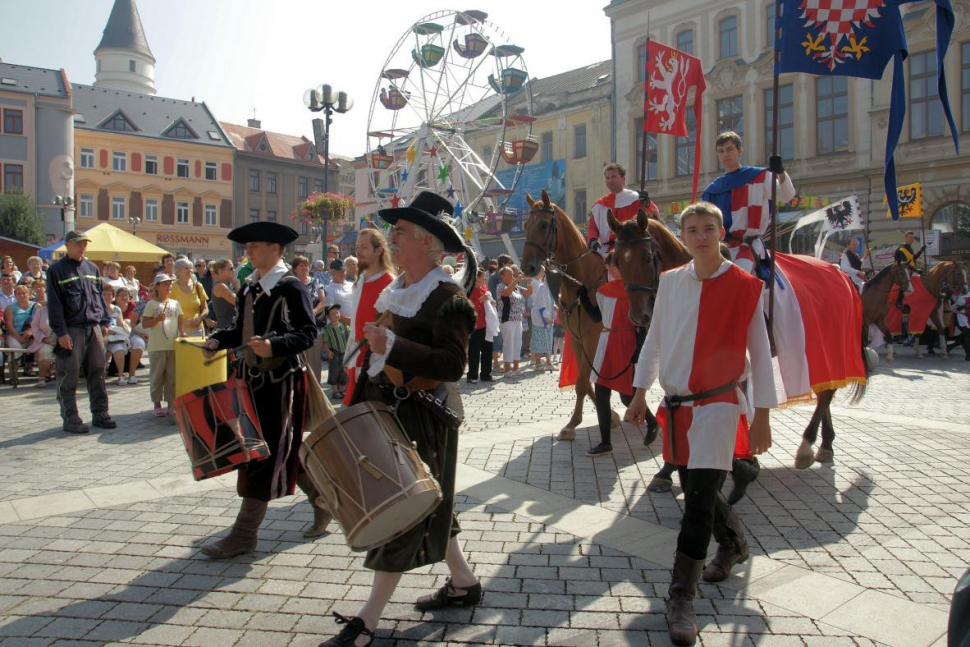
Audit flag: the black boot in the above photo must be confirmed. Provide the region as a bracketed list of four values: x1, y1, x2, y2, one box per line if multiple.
[648, 462, 675, 493]
[726, 457, 760, 505]
[297, 472, 333, 539]
[702, 507, 749, 582]
[667, 551, 704, 645]
[200, 498, 267, 559]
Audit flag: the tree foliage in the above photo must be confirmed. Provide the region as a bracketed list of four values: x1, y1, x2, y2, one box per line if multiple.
[0, 191, 47, 246]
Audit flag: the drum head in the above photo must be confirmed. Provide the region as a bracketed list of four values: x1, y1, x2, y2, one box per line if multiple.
[348, 488, 442, 552]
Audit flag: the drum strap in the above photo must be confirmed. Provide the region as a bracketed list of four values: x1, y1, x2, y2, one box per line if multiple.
[241, 288, 286, 373]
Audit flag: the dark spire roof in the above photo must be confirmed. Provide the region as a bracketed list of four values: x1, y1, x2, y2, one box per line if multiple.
[95, 0, 154, 61]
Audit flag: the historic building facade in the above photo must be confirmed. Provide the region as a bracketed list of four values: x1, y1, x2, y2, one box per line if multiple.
[0, 62, 75, 236]
[605, 0, 970, 255]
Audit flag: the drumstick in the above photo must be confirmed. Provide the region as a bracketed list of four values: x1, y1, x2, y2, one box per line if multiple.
[342, 311, 393, 368]
[0, 348, 31, 353]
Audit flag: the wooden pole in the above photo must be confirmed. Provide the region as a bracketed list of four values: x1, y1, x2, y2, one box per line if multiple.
[639, 18, 651, 193]
[766, 0, 781, 356]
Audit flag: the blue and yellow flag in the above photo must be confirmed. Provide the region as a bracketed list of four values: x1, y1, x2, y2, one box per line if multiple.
[774, 0, 958, 219]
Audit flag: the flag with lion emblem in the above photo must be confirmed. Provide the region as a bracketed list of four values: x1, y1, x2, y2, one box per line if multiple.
[774, 0, 958, 219]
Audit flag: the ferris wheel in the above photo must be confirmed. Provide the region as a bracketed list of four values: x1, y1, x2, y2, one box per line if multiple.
[364, 9, 536, 259]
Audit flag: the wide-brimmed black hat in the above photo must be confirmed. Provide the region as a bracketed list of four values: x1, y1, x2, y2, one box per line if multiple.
[228, 222, 299, 246]
[378, 191, 464, 253]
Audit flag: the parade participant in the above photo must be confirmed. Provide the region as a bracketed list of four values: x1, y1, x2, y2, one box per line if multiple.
[839, 238, 869, 291]
[625, 202, 776, 646]
[46, 231, 116, 434]
[894, 231, 925, 309]
[322, 191, 479, 647]
[577, 254, 636, 456]
[27, 281, 55, 388]
[140, 274, 184, 416]
[343, 227, 395, 405]
[199, 221, 329, 557]
[586, 163, 660, 257]
[701, 131, 796, 275]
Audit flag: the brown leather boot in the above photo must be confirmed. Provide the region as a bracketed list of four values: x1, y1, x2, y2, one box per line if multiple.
[667, 551, 704, 645]
[702, 507, 749, 582]
[296, 472, 332, 539]
[200, 498, 267, 559]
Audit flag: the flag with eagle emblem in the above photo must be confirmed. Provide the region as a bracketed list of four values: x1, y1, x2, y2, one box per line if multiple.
[774, 0, 958, 219]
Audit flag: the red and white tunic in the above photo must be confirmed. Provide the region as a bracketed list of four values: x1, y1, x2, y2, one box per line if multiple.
[587, 189, 658, 257]
[633, 260, 777, 470]
[724, 172, 795, 272]
[591, 279, 636, 396]
[344, 270, 394, 405]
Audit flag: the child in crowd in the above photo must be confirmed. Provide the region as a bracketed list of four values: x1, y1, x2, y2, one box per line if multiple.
[577, 253, 636, 456]
[140, 274, 184, 417]
[27, 281, 55, 388]
[321, 303, 349, 400]
[115, 287, 144, 385]
[102, 284, 131, 385]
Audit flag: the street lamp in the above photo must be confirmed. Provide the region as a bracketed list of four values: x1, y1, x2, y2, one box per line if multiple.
[128, 216, 142, 235]
[311, 225, 324, 263]
[53, 195, 75, 236]
[304, 83, 353, 260]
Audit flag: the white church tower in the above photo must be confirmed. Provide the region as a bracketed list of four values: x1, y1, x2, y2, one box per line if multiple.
[93, 0, 156, 96]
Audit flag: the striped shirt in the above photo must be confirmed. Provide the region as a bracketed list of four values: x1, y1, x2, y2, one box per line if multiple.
[322, 321, 349, 354]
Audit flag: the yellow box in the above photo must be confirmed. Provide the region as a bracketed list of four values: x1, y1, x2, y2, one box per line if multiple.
[175, 337, 227, 399]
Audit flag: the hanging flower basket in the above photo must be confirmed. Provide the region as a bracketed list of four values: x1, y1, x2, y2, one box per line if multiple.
[297, 192, 355, 223]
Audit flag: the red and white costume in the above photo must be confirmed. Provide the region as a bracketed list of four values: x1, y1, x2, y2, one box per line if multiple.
[633, 260, 778, 470]
[591, 279, 636, 396]
[343, 270, 394, 406]
[587, 189, 659, 258]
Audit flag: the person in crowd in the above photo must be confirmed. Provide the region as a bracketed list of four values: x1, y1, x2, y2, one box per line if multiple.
[488, 254, 513, 373]
[497, 266, 526, 375]
[159, 253, 176, 278]
[467, 268, 494, 384]
[322, 191, 478, 647]
[206, 259, 238, 331]
[140, 274, 184, 417]
[291, 256, 326, 321]
[0, 273, 17, 384]
[1, 256, 21, 283]
[322, 303, 349, 400]
[195, 258, 214, 298]
[18, 256, 45, 286]
[514, 265, 534, 360]
[839, 238, 869, 292]
[171, 258, 208, 337]
[578, 254, 637, 456]
[114, 286, 144, 385]
[552, 307, 566, 364]
[3, 284, 36, 379]
[101, 261, 126, 294]
[27, 280, 55, 388]
[101, 284, 131, 386]
[311, 259, 328, 286]
[441, 265, 454, 276]
[626, 202, 776, 645]
[530, 264, 555, 372]
[121, 265, 142, 303]
[324, 258, 354, 324]
[343, 256, 359, 282]
[46, 231, 115, 433]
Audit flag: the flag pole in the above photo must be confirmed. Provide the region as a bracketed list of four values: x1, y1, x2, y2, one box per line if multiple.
[766, 0, 781, 355]
[864, 178, 876, 274]
[639, 17, 651, 194]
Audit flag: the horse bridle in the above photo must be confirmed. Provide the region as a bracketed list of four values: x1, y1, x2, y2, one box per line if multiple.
[613, 232, 661, 298]
[523, 205, 593, 287]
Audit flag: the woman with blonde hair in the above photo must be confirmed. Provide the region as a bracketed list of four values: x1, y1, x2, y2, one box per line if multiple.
[171, 258, 208, 336]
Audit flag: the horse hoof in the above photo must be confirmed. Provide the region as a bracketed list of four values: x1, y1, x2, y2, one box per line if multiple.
[647, 476, 673, 493]
[643, 420, 660, 446]
[815, 448, 834, 464]
[558, 428, 576, 441]
[795, 443, 816, 469]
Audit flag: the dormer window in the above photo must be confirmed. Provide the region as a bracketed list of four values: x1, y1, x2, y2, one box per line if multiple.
[101, 110, 138, 132]
[163, 119, 199, 140]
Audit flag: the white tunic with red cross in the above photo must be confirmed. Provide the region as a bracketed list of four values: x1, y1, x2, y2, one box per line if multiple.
[633, 260, 778, 470]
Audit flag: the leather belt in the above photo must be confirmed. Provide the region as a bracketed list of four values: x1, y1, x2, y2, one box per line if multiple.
[663, 380, 739, 462]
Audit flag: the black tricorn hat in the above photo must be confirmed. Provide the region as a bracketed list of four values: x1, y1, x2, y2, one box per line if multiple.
[378, 191, 464, 253]
[227, 222, 299, 246]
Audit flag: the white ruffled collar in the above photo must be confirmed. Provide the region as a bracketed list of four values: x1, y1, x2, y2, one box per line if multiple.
[375, 266, 456, 317]
[247, 259, 288, 294]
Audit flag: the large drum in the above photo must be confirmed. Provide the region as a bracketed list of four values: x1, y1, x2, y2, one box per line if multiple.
[299, 401, 442, 552]
[174, 378, 270, 481]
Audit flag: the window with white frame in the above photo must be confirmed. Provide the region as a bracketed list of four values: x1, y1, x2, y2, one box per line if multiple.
[719, 16, 739, 59]
[176, 201, 189, 224]
[573, 124, 587, 159]
[144, 198, 158, 222]
[267, 210, 277, 222]
[80, 148, 94, 169]
[676, 29, 694, 55]
[145, 155, 158, 174]
[177, 158, 189, 178]
[79, 194, 93, 218]
[205, 161, 217, 181]
[204, 204, 217, 226]
[111, 196, 126, 220]
[112, 151, 126, 172]
[249, 208, 260, 223]
[909, 51, 944, 140]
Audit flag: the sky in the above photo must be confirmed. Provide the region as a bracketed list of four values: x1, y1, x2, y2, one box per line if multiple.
[0, 0, 613, 159]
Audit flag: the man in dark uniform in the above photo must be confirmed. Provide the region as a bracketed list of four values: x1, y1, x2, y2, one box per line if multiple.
[199, 221, 330, 558]
[46, 230, 115, 434]
[894, 230, 925, 308]
[322, 192, 480, 647]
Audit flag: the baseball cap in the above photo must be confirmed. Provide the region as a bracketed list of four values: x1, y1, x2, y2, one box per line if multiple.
[152, 273, 175, 285]
[64, 230, 91, 243]
[329, 259, 345, 271]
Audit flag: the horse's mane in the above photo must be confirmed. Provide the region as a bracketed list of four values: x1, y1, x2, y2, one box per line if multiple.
[646, 219, 690, 256]
[549, 202, 584, 242]
[865, 263, 894, 287]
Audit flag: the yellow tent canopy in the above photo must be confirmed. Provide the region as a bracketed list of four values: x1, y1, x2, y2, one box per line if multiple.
[52, 223, 170, 263]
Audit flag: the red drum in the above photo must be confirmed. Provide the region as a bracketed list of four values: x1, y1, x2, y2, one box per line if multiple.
[174, 378, 270, 480]
[299, 401, 442, 552]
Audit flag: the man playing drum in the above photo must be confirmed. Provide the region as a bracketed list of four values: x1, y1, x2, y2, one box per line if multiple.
[321, 191, 480, 647]
[199, 221, 331, 558]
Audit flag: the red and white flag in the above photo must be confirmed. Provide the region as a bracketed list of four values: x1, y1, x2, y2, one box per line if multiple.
[643, 40, 706, 198]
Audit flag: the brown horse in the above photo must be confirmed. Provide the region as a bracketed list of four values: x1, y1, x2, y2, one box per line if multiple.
[909, 260, 968, 358]
[860, 262, 912, 363]
[609, 213, 870, 472]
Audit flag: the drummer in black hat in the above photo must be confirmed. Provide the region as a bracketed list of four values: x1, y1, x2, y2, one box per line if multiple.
[198, 221, 332, 558]
[321, 192, 480, 646]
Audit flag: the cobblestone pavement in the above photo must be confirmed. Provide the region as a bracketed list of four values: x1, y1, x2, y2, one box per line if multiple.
[0, 350, 964, 646]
